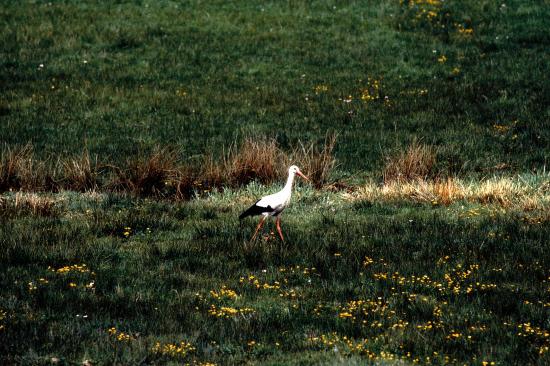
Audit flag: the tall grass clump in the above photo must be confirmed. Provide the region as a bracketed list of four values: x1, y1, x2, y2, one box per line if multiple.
[222, 136, 287, 186]
[110, 147, 181, 197]
[0, 144, 53, 192]
[204, 134, 338, 189]
[292, 133, 337, 189]
[0, 137, 339, 197]
[383, 141, 437, 183]
[60, 149, 99, 192]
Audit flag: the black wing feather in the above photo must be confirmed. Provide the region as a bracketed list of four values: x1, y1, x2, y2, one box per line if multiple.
[239, 201, 273, 220]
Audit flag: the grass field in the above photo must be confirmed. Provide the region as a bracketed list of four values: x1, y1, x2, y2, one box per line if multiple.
[2, 0, 548, 173]
[1, 0, 550, 365]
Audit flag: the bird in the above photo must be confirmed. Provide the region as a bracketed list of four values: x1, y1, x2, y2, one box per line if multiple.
[239, 165, 309, 242]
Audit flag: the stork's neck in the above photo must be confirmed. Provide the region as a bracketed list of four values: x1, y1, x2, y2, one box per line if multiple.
[283, 172, 296, 193]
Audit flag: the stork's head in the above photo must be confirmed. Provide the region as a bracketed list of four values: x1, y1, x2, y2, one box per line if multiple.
[289, 165, 309, 181]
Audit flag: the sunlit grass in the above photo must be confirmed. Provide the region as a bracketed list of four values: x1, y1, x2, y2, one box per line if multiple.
[1, 184, 550, 364]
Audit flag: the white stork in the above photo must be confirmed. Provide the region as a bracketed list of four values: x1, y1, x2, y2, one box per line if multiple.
[239, 165, 309, 242]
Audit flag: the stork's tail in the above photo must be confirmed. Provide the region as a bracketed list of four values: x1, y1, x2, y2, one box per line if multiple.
[239, 201, 270, 220]
[239, 205, 256, 220]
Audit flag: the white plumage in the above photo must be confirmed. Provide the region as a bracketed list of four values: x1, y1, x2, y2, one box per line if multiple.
[239, 165, 308, 242]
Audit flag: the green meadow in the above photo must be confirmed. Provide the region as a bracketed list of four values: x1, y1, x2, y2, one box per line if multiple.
[1, 0, 550, 365]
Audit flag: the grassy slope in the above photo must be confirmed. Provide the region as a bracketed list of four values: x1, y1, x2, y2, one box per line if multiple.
[1, 0, 549, 174]
[1, 182, 550, 365]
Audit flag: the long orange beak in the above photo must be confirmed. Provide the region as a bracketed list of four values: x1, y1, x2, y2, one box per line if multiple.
[296, 170, 309, 181]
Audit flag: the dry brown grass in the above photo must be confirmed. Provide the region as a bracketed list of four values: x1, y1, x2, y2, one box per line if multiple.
[0, 137, 338, 198]
[471, 177, 528, 206]
[383, 141, 437, 183]
[222, 136, 287, 186]
[0, 144, 55, 192]
[292, 132, 337, 189]
[432, 178, 465, 205]
[171, 164, 199, 201]
[0, 192, 59, 217]
[60, 150, 99, 191]
[203, 134, 338, 189]
[110, 147, 180, 197]
[353, 176, 549, 211]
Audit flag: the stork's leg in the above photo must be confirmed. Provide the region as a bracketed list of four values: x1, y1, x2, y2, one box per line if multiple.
[251, 216, 267, 242]
[275, 216, 285, 242]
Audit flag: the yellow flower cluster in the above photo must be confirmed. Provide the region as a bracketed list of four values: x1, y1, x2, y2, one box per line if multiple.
[207, 304, 254, 318]
[360, 78, 381, 103]
[279, 288, 299, 300]
[247, 340, 258, 347]
[122, 226, 132, 238]
[335, 298, 395, 325]
[372, 261, 498, 296]
[28, 265, 96, 292]
[49, 264, 91, 274]
[278, 264, 317, 276]
[456, 23, 474, 35]
[363, 256, 374, 267]
[0, 309, 6, 331]
[516, 322, 550, 339]
[523, 299, 550, 308]
[308, 333, 420, 362]
[209, 286, 238, 300]
[502, 321, 550, 355]
[445, 331, 464, 340]
[239, 275, 281, 290]
[401, 0, 442, 21]
[313, 85, 328, 94]
[308, 333, 369, 353]
[107, 327, 134, 342]
[493, 120, 518, 135]
[493, 124, 511, 133]
[151, 340, 195, 358]
[416, 320, 441, 331]
[175, 88, 188, 97]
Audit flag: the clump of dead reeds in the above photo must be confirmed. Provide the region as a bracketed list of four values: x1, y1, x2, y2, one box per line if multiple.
[383, 141, 437, 183]
[171, 164, 199, 200]
[201, 133, 338, 189]
[222, 136, 287, 186]
[292, 132, 337, 189]
[110, 147, 180, 197]
[0, 136, 339, 198]
[0, 144, 55, 192]
[60, 149, 99, 191]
